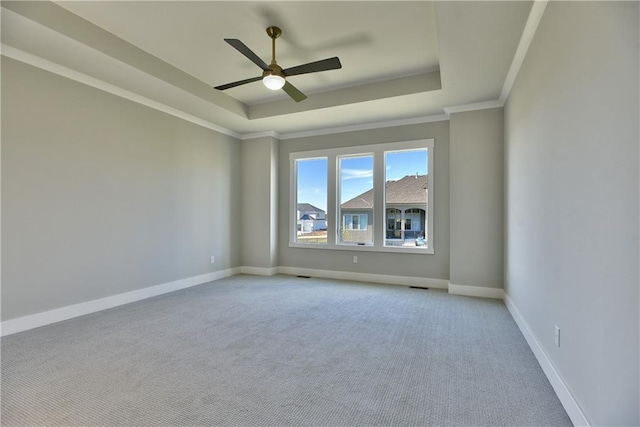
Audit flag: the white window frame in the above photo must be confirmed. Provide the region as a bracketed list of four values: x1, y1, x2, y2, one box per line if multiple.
[289, 139, 434, 254]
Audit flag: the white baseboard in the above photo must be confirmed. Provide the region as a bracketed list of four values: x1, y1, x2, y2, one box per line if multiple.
[240, 266, 279, 276]
[278, 266, 449, 289]
[504, 294, 590, 426]
[448, 283, 504, 299]
[0, 268, 240, 337]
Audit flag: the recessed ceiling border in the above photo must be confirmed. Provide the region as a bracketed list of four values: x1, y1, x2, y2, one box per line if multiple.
[3, 0, 548, 141]
[3, 44, 451, 142]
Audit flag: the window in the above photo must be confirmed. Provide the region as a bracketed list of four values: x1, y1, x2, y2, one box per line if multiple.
[290, 139, 434, 254]
[343, 214, 368, 230]
[383, 148, 429, 247]
[339, 155, 373, 245]
[293, 157, 327, 244]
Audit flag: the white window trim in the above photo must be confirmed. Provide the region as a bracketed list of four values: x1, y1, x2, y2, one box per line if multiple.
[289, 139, 434, 254]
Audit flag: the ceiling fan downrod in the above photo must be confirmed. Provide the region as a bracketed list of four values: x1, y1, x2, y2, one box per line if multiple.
[266, 26, 282, 65]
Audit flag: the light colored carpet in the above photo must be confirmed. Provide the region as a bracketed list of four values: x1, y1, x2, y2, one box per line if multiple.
[1, 274, 571, 426]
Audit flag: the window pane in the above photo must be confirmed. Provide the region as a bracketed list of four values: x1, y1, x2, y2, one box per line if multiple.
[295, 158, 327, 244]
[384, 149, 428, 248]
[339, 155, 373, 245]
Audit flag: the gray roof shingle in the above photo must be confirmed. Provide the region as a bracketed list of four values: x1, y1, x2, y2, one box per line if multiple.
[341, 175, 427, 209]
[297, 203, 326, 214]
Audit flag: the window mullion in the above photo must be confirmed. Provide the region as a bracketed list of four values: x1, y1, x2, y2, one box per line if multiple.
[327, 155, 337, 246]
[373, 152, 385, 248]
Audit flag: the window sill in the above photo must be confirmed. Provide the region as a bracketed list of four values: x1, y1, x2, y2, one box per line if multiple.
[289, 242, 435, 255]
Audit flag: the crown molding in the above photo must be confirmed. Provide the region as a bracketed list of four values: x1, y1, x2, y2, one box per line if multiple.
[278, 114, 449, 140]
[444, 99, 504, 117]
[500, 0, 548, 103]
[241, 131, 281, 141]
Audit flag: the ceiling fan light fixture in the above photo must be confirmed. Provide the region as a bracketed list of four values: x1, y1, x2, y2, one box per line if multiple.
[216, 26, 341, 102]
[263, 73, 285, 90]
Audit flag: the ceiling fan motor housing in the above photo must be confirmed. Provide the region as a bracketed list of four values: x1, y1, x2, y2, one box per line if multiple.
[264, 63, 284, 78]
[266, 26, 282, 39]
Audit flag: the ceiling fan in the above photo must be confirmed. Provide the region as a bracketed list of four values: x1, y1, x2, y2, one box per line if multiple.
[215, 26, 342, 102]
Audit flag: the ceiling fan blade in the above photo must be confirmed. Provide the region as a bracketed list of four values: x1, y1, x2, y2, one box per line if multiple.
[224, 39, 270, 71]
[215, 76, 262, 91]
[282, 81, 307, 102]
[283, 57, 342, 77]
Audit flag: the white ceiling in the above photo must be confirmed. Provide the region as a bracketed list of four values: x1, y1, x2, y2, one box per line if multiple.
[1, 1, 534, 136]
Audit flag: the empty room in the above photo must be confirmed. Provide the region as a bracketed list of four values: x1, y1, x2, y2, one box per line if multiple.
[1, 1, 638, 425]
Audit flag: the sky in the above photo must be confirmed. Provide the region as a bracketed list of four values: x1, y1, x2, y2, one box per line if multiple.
[297, 149, 428, 212]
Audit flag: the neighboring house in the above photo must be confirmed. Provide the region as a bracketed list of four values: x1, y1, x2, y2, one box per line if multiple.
[341, 174, 427, 244]
[296, 203, 327, 233]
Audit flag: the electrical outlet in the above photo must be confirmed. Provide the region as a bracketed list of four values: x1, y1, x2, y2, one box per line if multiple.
[210, 256, 215, 264]
[555, 325, 560, 347]
[353, 256, 358, 264]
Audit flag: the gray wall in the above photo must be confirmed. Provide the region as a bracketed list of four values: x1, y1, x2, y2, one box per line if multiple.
[278, 121, 450, 280]
[450, 108, 504, 289]
[504, 2, 639, 425]
[2, 58, 242, 321]
[241, 136, 279, 269]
